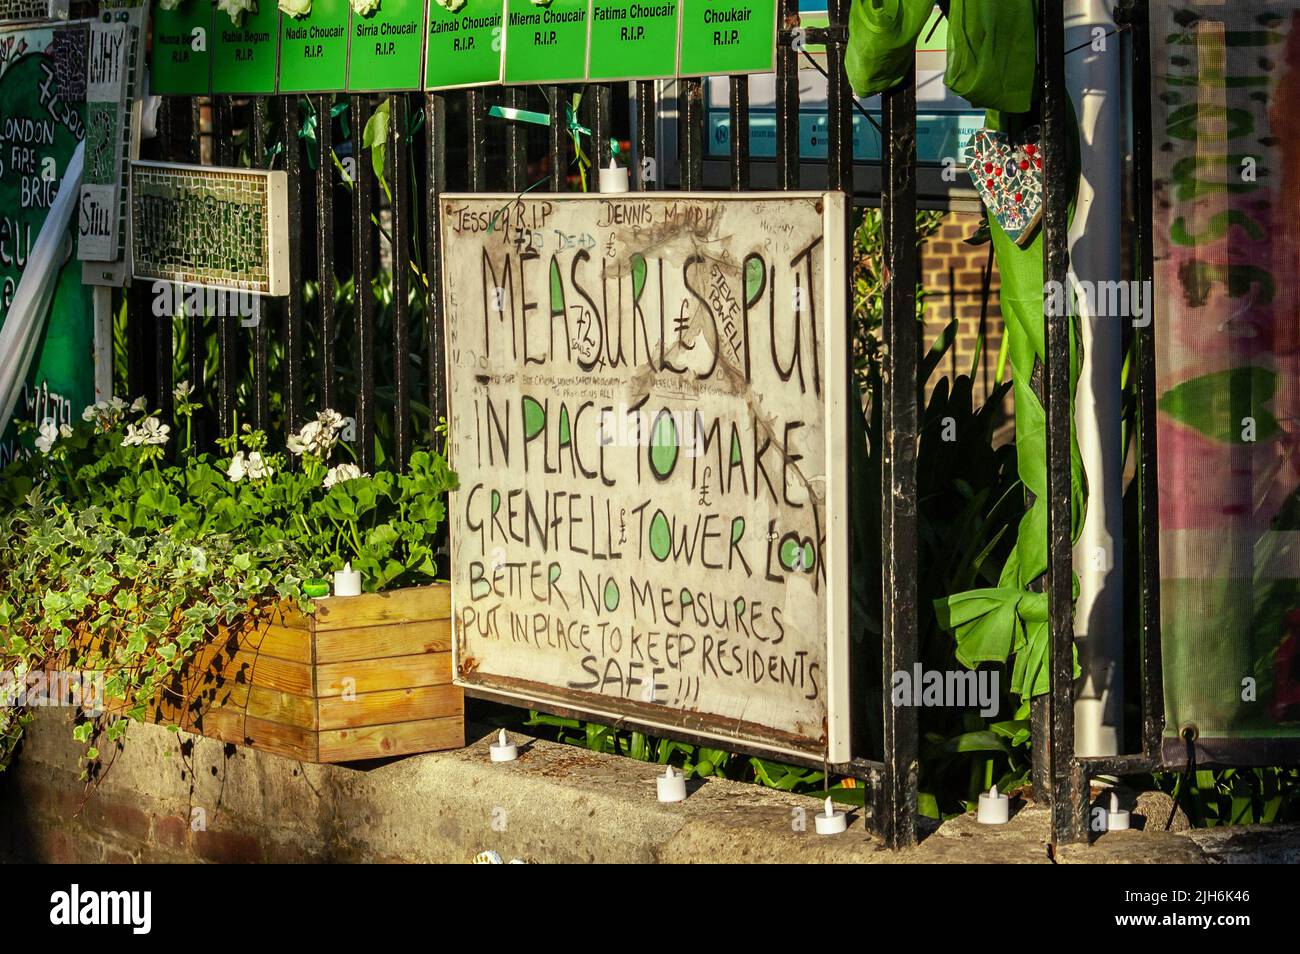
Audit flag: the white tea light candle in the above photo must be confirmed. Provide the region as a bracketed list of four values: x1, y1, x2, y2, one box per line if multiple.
[656, 765, 687, 803]
[1106, 792, 1130, 831]
[333, 561, 362, 597]
[814, 795, 847, 835]
[490, 728, 518, 762]
[598, 158, 629, 194]
[976, 784, 1010, 825]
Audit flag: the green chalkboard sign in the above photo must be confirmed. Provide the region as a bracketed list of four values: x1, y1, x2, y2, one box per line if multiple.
[587, 0, 679, 81]
[425, 0, 502, 89]
[278, 0, 350, 93]
[347, 0, 426, 92]
[211, 1, 281, 94]
[502, 0, 588, 85]
[149, 0, 213, 95]
[678, 0, 776, 77]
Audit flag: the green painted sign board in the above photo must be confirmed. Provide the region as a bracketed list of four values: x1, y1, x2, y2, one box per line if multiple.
[347, 0, 426, 92]
[278, 0, 351, 93]
[678, 0, 776, 77]
[502, 0, 588, 85]
[211, 2, 281, 94]
[0, 27, 96, 466]
[587, 0, 679, 82]
[424, 0, 502, 89]
[149, 1, 213, 95]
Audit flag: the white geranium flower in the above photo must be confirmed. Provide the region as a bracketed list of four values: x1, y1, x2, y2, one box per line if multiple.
[226, 451, 247, 482]
[316, 408, 346, 434]
[435, 0, 466, 11]
[279, 0, 311, 16]
[287, 409, 347, 458]
[173, 379, 193, 401]
[350, 0, 379, 15]
[123, 417, 171, 447]
[323, 463, 364, 489]
[218, 0, 256, 24]
[81, 404, 98, 422]
[35, 420, 59, 455]
[244, 451, 273, 481]
[130, 396, 148, 413]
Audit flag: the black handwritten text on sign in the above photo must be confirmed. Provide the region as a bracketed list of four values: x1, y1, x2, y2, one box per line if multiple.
[441, 193, 850, 761]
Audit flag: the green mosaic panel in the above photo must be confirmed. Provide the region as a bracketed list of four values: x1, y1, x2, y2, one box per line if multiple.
[132, 165, 273, 293]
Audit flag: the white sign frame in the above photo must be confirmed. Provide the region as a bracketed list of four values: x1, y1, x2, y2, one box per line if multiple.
[441, 190, 851, 762]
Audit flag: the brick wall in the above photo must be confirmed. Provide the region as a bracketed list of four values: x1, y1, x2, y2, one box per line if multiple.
[919, 210, 1008, 411]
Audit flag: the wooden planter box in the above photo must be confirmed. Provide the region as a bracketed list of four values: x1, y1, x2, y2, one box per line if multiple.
[106, 584, 462, 763]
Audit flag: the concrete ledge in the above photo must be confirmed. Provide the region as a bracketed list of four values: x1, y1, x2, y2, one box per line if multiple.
[2, 709, 1297, 863]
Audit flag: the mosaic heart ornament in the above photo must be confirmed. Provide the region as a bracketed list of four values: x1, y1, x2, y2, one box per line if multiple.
[964, 126, 1044, 248]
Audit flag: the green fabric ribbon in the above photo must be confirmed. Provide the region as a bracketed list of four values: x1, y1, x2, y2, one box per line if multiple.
[945, 0, 1039, 113]
[846, 0, 934, 98]
[847, 0, 1038, 112]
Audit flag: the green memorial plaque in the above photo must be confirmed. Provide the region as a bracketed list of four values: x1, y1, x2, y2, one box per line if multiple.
[347, 0, 426, 92]
[211, 1, 281, 94]
[502, 0, 588, 85]
[587, 0, 679, 81]
[678, 0, 776, 77]
[278, 0, 350, 93]
[425, 0, 503, 89]
[149, 0, 212, 95]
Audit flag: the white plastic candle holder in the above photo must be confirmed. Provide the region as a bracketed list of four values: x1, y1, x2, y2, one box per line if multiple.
[332, 561, 362, 597]
[1106, 793, 1130, 831]
[814, 796, 848, 835]
[656, 766, 687, 803]
[489, 728, 518, 763]
[598, 158, 629, 194]
[977, 784, 1010, 825]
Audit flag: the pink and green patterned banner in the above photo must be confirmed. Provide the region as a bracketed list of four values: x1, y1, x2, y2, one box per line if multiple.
[1152, 2, 1300, 739]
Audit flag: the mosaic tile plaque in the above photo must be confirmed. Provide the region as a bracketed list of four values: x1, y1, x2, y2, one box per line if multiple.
[78, 19, 130, 262]
[130, 161, 290, 295]
[0, 0, 69, 23]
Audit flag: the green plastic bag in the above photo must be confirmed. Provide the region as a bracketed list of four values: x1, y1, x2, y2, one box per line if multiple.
[845, 0, 934, 97]
[945, 0, 1038, 113]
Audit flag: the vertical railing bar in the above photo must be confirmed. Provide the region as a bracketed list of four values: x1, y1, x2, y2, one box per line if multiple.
[636, 80, 657, 191]
[728, 76, 749, 191]
[315, 94, 337, 412]
[251, 96, 270, 434]
[425, 93, 448, 441]
[825, 4, 852, 195]
[775, 0, 800, 190]
[1040, 0, 1087, 846]
[505, 86, 527, 193]
[351, 94, 376, 472]
[548, 85, 566, 191]
[679, 78, 703, 190]
[214, 96, 236, 436]
[1127, 0, 1164, 763]
[280, 95, 305, 435]
[391, 94, 412, 467]
[591, 83, 613, 176]
[879, 68, 919, 850]
[467, 88, 486, 191]
[150, 99, 175, 425]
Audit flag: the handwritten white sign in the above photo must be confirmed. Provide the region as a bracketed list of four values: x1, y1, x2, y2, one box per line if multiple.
[442, 192, 851, 761]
